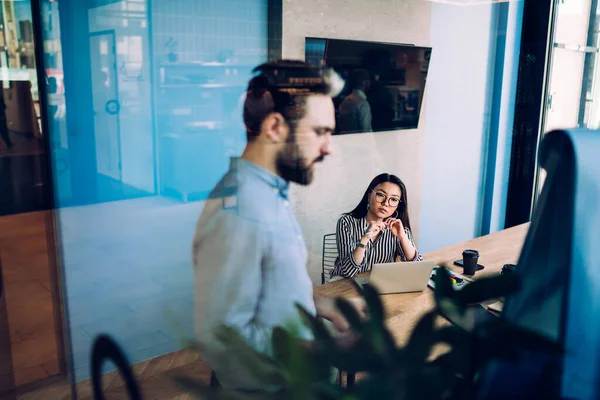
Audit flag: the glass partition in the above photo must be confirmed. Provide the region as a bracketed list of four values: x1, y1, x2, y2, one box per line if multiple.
[38, 0, 268, 385]
[11, 0, 562, 397]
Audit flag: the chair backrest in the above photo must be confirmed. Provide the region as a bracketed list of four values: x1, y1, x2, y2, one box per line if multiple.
[322, 233, 338, 284]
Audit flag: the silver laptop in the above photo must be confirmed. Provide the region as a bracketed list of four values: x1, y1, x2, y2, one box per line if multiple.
[353, 260, 436, 294]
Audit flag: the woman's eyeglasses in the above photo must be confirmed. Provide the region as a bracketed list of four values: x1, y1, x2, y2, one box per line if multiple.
[373, 191, 401, 207]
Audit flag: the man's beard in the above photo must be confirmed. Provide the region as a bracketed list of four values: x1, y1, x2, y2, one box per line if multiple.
[276, 142, 323, 186]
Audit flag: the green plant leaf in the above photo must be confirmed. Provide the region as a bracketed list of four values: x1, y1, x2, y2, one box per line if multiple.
[405, 311, 436, 368]
[271, 326, 331, 399]
[433, 265, 456, 302]
[335, 298, 365, 334]
[271, 326, 296, 369]
[213, 326, 283, 386]
[326, 338, 387, 373]
[455, 273, 520, 306]
[331, 294, 397, 369]
[434, 266, 465, 324]
[295, 304, 335, 349]
[362, 283, 385, 324]
[372, 327, 398, 363]
[427, 350, 469, 376]
[435, 325, 468, 347]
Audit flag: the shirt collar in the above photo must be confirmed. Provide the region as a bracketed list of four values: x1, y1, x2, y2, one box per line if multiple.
[233, 157, 289, 200]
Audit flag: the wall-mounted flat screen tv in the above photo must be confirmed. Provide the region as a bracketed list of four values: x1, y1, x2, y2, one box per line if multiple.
[305, 37, 432, 134]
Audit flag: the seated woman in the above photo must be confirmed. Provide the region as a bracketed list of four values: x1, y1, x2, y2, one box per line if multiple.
[330, 173, 422, 279]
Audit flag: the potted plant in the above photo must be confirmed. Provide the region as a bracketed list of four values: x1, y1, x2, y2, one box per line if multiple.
[170, 266, 562, 400]
[90, 266, 561, 399]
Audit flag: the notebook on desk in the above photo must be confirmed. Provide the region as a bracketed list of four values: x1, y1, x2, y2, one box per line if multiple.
[353, 260, 436, 294]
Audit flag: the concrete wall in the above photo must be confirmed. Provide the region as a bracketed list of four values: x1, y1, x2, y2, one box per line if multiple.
[282, 0, 431, 284]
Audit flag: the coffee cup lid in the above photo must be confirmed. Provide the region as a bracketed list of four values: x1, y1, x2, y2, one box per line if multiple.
[463, 249, 479, 257]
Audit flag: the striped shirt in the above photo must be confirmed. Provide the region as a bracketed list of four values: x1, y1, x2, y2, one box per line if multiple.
[330, 214, 423, 278]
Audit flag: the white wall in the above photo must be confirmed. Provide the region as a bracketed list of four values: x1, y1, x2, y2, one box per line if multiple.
[283, 0, 523, 282]
[282, 0, 431, 284]
[418, 3, 499, 253]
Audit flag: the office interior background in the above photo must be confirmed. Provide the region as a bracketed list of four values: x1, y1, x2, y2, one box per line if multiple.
[0, 0, 598, 396]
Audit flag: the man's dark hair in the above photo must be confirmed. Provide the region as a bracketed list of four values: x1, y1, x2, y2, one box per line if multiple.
[349, 69, 371, 91]
[243, 60, 343, 140]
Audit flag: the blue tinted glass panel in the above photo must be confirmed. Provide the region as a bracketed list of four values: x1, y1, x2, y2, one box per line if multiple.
[39, 0, 268, 382]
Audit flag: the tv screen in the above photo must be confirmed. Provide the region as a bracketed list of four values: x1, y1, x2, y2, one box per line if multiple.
[305, 37, 432, 134]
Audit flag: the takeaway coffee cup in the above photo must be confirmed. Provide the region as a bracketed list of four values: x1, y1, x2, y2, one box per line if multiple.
[501, 263, 517, 275]
[462, 249, 479, 275]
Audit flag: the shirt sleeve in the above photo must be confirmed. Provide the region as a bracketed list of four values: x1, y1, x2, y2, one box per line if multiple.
[356, 101, 373, 132]
[396, 227, 423, 262]
[334, 216, 367, 278]
[193, 210, 272, 355]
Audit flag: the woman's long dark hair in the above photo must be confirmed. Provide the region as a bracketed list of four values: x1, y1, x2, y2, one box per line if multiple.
[346, 173, 412, 231]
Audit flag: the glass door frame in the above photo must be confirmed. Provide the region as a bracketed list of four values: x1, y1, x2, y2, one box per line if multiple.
[504, 0, 557, 228]
[31, 0, 70, 391]
[531, 0, 599, 210]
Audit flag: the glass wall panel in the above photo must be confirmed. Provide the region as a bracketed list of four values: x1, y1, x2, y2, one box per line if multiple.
[0, 0, 63, 395]
[536, 0, 599, 197]
[28, 0, 544, 397]
[38, 0, 268, 383]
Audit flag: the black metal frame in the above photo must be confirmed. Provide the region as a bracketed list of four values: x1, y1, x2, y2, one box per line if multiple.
[577, 0, 600, 126]
[267, 0, 282, 61]
[0, 254, 16, 397]
[321, 233, 338, 284]
[504, 0, 556, 228]
[31, 0, 72, 394]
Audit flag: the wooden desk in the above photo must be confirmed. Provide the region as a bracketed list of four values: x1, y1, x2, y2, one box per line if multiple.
[314, 223, 529, 347]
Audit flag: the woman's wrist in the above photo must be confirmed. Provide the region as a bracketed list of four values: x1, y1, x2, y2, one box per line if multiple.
[360, 236, 370, 245]
[397, 233, 413, 250]
[398, 228, 409, 241]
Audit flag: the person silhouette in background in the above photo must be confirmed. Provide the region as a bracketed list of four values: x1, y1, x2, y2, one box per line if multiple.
[0, 83, 13, 150]
[367, 70, 395, 132]
[337, 69, 372, 134]
[364, 50, 395, 132]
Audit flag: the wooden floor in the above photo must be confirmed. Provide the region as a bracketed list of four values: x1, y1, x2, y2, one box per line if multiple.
[0, 204, 206, 396]
[12, 348, 212, 400]
[0, 211, 63, 392]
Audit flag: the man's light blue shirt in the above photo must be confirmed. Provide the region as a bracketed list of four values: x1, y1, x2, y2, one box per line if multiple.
[192, 157, 315, 389]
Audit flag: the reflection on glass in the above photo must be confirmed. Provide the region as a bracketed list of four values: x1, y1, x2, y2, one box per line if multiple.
[538, 0, 599, 194]
[0, 0, 62, 395]
[306, 37, 432, 134]
[0, 0, 47, 216]
[39, 0, 269, 384]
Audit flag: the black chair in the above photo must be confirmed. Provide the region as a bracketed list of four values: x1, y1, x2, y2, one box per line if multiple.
[321, 233, 356, 387]
[91, 335, 142, 400]
[321, 233, 338, 284]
